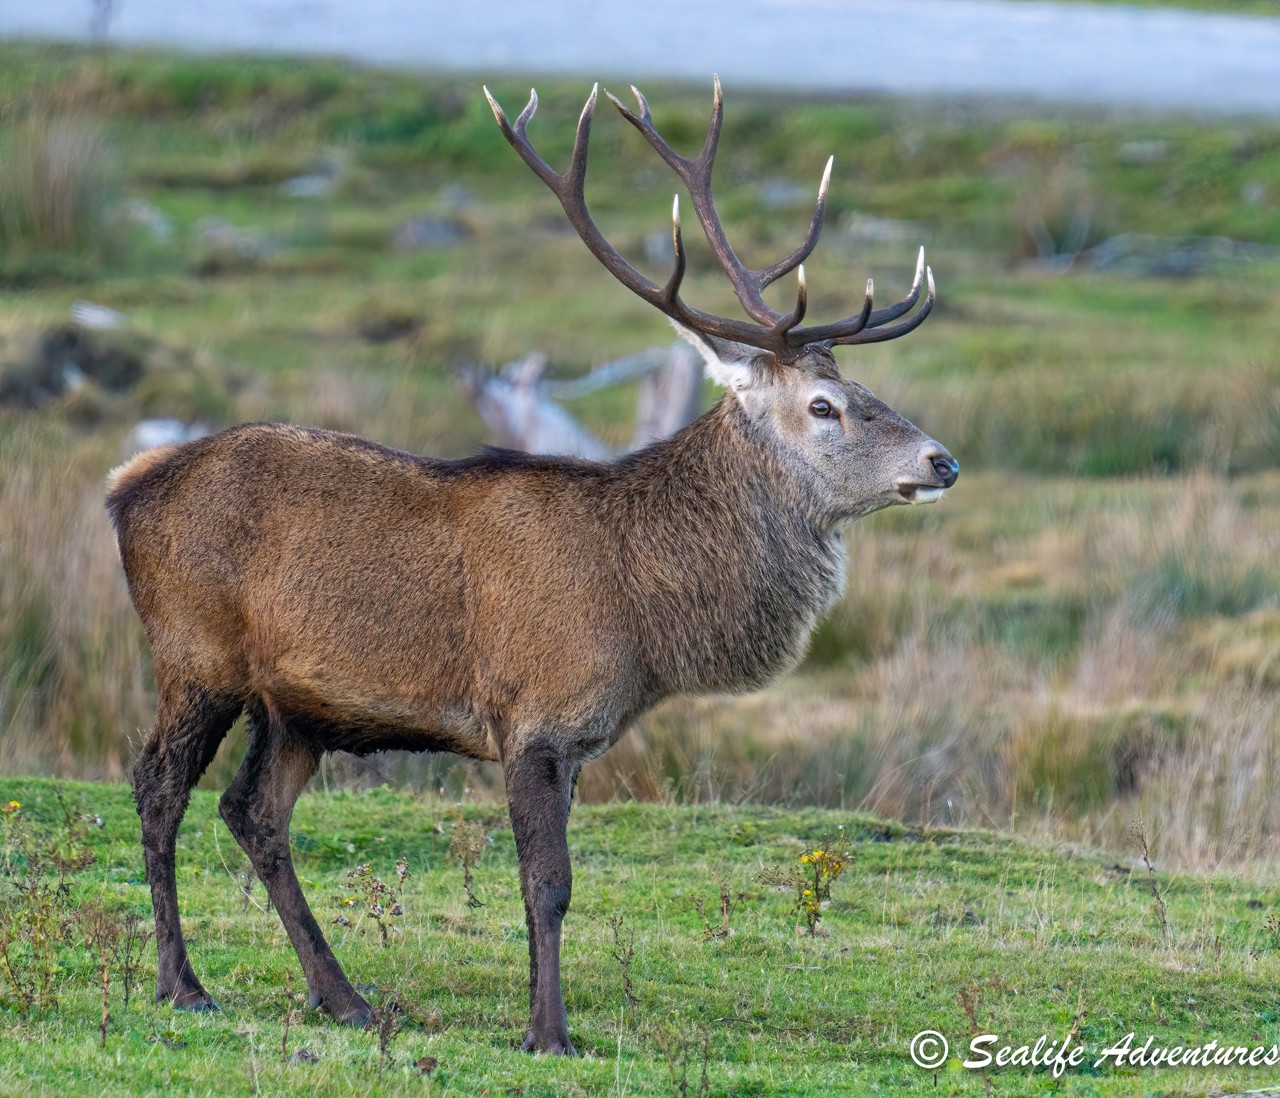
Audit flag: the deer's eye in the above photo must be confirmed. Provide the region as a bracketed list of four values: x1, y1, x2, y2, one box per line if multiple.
[809, 399, 833, 418]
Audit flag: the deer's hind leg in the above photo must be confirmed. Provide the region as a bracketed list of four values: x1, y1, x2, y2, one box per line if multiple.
[133, 681, 241, 1010]
[220, 700, 372, 1026]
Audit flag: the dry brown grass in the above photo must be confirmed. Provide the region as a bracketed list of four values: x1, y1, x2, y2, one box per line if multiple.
[0, 421, 148, 779]
[0, 113, 113, 256]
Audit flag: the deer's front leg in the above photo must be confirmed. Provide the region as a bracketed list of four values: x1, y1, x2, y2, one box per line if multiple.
[504, 740, 577, 1056]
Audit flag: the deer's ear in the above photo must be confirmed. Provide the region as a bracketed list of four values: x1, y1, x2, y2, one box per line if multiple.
[671, 323, 768, 393]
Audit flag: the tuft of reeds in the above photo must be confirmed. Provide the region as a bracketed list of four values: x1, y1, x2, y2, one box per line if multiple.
[0, 114, 113, 258]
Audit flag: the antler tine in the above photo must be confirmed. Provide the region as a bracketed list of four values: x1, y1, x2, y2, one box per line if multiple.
[700, 73, 724, 173]
[630, 85, 652, 123]
[792, 248, 930, 345]
[829, 266, 935, 346]
[482, 84, 514, 137]
[605, 86, 688, 176]
[515, 89, 539, 136]
[866, 245, 927, 327]
[565, 83, 599, 197]
[757, 155, 833, 291]
[663, 195, 688, 304]
[772, 265, 808, 337]
[484, 86, 560, 193]
[786, 278, 873, 345]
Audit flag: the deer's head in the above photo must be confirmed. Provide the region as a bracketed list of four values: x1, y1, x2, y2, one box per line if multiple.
[485, 77, 958, 527]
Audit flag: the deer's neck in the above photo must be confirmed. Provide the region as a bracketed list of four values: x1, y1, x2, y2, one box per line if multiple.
[613, 398, 847, 698]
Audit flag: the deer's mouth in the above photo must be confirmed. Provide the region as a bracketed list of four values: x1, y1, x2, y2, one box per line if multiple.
[895, 483, 946, 504]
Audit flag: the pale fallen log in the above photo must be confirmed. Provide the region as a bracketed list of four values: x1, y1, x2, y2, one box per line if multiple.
[459, 342, 701, 459]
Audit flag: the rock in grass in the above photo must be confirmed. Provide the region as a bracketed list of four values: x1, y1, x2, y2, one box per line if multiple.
[70, 300, 127, 331]
[392, 216, 469, 252]
[124, 418, 210, 455]
[192, 218, 277, 276]
[0, 324, 144, 409]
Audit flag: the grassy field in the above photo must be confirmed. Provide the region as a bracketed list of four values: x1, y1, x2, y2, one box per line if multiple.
[0, 42, 1278, 876]
[2, 777, 1280, 1097]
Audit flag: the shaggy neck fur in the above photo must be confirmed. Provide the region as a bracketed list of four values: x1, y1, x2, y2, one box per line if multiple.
[608, 396, 847, 698]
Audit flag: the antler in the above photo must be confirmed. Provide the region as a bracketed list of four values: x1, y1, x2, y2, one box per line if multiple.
[483, 78, 934, 361]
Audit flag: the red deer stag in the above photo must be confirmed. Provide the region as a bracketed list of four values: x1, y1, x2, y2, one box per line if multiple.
[108, 78, 957, 1056]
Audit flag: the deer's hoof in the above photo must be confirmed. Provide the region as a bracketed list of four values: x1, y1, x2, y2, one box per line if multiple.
[316, 987, 374, 1028]
[162, 983, 221, 1012]
[520, 1030, 577, 1056]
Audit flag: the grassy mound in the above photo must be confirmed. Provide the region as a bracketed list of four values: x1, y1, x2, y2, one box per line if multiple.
[0, 778, 1277, 1096]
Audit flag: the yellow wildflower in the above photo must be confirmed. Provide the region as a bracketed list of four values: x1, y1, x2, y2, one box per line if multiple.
[2, 801, 19, 813]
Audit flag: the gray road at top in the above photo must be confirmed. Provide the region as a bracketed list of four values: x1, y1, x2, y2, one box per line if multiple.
[4, 0, 1280, 115]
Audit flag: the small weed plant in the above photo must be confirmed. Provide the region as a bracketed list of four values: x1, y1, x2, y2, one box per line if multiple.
[761, 827, 851, 935]
[692, 880, 744, 942]
[1127, 816, 1171, 945]
[609, 912, 638, 1014]
[449, 819, 488, 909]
[333, 858, 408, 947]
[658, 1022, 711, 1098]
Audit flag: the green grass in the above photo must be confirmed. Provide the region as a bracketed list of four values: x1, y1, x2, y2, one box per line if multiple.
[1, 777, 1279, 1097]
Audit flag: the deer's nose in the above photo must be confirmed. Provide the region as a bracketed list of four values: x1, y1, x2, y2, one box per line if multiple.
[928, 453, 959, 489]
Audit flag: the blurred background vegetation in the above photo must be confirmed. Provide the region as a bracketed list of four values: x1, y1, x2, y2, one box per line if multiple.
[0, 42, 1277, 873]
